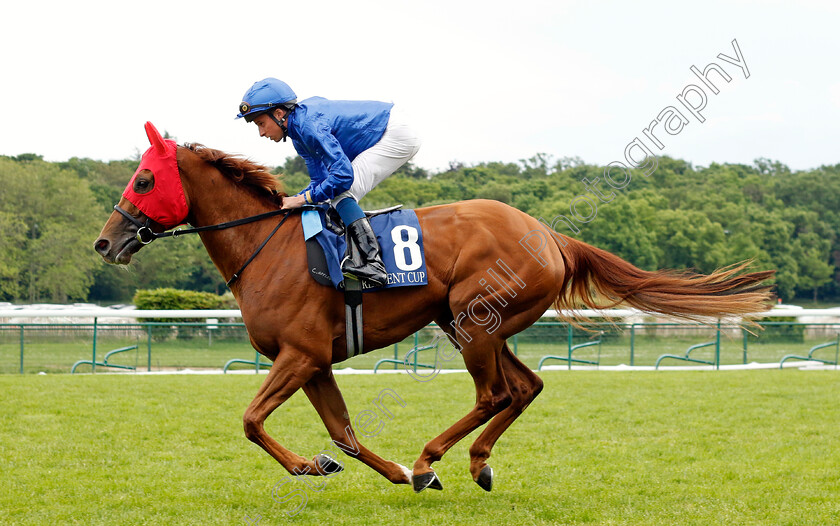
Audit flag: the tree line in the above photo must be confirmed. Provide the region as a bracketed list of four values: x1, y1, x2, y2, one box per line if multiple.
[0, 151, 837, 304]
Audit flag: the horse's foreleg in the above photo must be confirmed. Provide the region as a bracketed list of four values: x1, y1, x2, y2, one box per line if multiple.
[467, 342, 544, 491]
[242, 351, 324, 476]
[301, 370, 412, 485]
[412, 336, 512, 492]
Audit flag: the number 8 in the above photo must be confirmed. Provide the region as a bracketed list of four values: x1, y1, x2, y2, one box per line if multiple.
[391, 226, 422, 271]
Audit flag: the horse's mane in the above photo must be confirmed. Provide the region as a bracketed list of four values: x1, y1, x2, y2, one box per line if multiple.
[183, 143, 288, 204]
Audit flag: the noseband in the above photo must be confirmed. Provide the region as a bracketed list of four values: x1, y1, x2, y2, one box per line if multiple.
[113, 204, 162, 245]
[112, 204, 290, 286]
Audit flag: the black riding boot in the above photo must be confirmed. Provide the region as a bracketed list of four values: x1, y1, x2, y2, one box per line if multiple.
[342, 217, 388, 286]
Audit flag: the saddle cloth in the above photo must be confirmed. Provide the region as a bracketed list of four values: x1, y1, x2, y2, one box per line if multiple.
[301, 205, 428, 291]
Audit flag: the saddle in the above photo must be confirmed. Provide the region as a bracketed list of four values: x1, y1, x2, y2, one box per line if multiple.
[301, 204, 428, 291]
[301, 204, 428, 360]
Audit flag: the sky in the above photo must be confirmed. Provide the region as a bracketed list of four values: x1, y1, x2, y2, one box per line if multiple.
[2, 0, 839, 173]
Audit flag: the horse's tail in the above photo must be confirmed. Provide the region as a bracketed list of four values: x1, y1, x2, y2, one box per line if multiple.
[552, 235, 775, 322]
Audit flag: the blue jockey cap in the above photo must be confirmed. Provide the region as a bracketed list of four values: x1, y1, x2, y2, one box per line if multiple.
[236, 78, 297, 121]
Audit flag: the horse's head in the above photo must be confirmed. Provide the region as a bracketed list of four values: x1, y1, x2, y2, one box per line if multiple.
[94, 122, 189, 264]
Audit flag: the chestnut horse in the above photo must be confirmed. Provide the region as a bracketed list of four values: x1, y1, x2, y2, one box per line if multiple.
[94, 126, 773, 493]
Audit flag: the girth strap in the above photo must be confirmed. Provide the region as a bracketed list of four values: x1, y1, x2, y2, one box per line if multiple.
[344, 277, 364, 358]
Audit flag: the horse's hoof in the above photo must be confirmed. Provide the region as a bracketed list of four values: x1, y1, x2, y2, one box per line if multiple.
[314, 454, 343, 476]
[412, 471, 443, 492]
[475, 465, 493, 492]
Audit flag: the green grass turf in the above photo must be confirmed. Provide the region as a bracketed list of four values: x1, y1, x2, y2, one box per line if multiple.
[1, 371, 838, 525]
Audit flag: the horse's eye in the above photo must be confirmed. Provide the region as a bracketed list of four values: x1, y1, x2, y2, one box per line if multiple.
[133, 172, 154, 194]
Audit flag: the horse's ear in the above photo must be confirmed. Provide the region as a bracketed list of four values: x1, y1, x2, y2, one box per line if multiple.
[144, 121, 168, 155]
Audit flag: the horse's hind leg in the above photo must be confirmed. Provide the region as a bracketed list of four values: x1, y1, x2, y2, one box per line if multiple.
[412, 334, 512, 492]
[302, 369, 412, 485]
[467, 342, 544, 491]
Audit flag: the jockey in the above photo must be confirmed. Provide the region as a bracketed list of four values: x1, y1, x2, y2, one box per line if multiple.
[236, 78, 422, 287]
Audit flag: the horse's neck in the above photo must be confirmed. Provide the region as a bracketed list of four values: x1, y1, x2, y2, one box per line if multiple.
[181, 171, 293, 284]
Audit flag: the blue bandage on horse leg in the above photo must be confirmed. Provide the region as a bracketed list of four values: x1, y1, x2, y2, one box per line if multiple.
[334, 197, 365, 225]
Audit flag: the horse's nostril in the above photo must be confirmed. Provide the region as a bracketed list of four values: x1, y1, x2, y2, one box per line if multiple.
[94, 238, 110, 255]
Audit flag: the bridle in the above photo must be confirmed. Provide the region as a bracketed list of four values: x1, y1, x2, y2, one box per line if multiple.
[113, 204, 290, 287]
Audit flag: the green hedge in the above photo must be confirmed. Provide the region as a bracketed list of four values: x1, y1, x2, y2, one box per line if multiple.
[132, 289, 230, 339]
[133, 288, 225, 310]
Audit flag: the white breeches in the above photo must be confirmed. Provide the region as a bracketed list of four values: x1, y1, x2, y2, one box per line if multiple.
[334, 106, 422, 204]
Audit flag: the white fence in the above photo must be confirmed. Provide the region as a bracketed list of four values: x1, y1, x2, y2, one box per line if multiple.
[1, 305, 839, 323]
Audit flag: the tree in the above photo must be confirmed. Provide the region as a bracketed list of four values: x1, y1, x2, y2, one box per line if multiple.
[651, 210, 728, 273]
[580, 198, 660, 270]
[0, 211, 27, 300]
[0, 157, 102, 302]
[791, 233, 834, 301]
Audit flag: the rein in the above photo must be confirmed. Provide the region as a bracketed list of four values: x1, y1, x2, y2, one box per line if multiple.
[113, 204, 291, 287]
